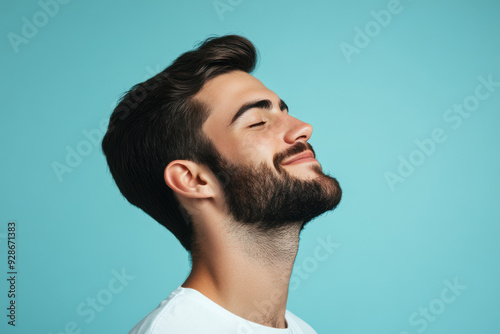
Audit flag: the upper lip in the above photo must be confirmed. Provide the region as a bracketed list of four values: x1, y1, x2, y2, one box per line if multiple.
[281, 150, 315, 165]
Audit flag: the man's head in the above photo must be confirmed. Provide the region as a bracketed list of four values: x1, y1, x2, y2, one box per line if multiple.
[101, 35, 341, 255]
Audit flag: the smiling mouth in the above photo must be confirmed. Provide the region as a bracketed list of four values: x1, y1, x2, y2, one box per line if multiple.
[281, 150, 317, 166]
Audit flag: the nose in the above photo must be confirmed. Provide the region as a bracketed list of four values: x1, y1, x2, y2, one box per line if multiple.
[283, 115, 313, 144]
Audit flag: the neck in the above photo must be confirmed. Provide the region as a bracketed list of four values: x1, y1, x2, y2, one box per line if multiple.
[182, 218, 302, 328]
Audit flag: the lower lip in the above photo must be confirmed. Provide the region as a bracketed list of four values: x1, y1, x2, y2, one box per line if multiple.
[283, 157, 318, 165]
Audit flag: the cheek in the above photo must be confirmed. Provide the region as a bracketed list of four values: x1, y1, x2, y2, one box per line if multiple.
[237, 132, 276, 165]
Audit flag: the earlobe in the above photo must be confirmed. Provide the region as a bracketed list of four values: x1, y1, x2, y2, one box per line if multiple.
[164, 160, 215, 199]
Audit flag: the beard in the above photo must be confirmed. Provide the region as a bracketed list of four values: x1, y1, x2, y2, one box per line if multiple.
[204, 141, 342, 233]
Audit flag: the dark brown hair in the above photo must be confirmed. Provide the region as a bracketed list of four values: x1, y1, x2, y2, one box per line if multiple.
[101, 35, 257, 252]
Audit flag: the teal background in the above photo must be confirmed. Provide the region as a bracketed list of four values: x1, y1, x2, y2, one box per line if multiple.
[1, 0, 499, 333]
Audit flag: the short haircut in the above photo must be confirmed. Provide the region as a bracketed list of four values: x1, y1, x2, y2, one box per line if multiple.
[101, 35, 257, 252]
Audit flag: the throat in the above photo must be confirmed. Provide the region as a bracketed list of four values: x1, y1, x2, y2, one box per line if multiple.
[230, 221, 302, 268]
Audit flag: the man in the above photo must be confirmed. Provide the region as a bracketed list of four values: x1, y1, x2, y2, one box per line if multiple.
[101, 35, 342, 333]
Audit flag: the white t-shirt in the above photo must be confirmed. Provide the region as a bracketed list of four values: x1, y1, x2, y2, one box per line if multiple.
[128, 286, 317, 334]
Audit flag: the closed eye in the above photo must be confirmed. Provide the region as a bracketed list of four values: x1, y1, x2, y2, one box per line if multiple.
[249, 121, 266, 128]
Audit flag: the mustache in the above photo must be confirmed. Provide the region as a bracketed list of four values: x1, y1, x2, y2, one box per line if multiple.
[273, 142, 316, 171]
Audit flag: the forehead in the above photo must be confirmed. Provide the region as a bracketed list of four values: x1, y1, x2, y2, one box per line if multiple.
[194, 70, 277, 122]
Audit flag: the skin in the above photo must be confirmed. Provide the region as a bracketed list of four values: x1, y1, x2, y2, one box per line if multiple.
[164, 70, 324, 329]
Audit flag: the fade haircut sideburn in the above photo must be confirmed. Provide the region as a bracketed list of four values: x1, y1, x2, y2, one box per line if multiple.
[101, 35, 257, 252]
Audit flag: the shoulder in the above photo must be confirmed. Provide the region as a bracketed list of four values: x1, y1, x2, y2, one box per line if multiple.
[127, 286, 235, 334]
[128, 286, 192, 334]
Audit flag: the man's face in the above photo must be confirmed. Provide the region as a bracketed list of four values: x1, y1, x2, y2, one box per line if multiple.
[195, 70, 341, 230]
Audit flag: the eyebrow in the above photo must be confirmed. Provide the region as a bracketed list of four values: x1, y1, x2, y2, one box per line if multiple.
[229, 99, 289, 127]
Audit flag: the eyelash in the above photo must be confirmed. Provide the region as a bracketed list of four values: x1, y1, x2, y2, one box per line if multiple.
[249, 121, 266, 128]
[247, 109, 288, 128]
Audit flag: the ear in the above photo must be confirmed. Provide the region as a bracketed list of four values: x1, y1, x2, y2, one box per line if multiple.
[164, 160, 216, 199]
